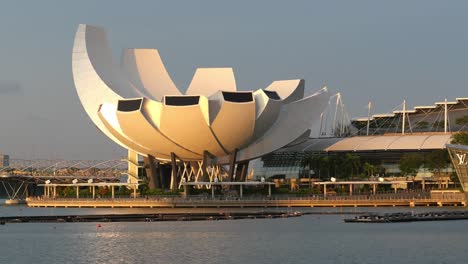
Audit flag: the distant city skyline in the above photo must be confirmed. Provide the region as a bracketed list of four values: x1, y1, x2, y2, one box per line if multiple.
[0, 0, 466, 160]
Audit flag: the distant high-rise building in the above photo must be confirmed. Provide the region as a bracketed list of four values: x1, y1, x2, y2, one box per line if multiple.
[0, 154, 9, 167]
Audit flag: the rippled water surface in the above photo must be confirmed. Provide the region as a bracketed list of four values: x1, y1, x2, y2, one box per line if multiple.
[0, 205, 467, 264]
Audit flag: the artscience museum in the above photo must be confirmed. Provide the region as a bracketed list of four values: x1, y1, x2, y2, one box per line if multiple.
[72, 24, 330, 190]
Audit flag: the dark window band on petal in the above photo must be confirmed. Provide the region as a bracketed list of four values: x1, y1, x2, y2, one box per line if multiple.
[118, 99, 143, 112]
[165, 96, 200, 106]
[263, 90, 281, 100]
[222, 91, 253, 103]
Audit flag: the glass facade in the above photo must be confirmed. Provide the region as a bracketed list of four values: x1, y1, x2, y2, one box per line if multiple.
[251, 154, 308, 180]
[251, 150, 453, 181]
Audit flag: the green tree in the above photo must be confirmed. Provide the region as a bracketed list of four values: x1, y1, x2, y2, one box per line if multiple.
[451, 132, 468, 145]
[319, 156, 331, 179]
[424, 150, 450, 177]
[455, 115, 468, 126]
[301, 154, 332, 180]
[343, 153, 360, 179]
[363, 162, 375, 177]
[399, 153, 423, 178]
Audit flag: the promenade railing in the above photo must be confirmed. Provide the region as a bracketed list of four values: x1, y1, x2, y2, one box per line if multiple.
[28, 190, 465, 203]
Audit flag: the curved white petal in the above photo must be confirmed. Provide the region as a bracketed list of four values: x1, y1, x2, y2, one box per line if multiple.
[98, 103, 170, 160]
[235, 87, 330, 162]
[116, 98, 202, 160]
[158, 95, 227, 156]
[265, 79, 304, 104]
[121, 49, 181, 101]
[72, 24, 129, 150]
[72, 24, 141, 149]
[209, 91, 256, 152]
[251, 89, 283, 142]
[185, 68, 236, 97]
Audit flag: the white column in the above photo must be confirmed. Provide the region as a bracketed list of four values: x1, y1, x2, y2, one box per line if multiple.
[366, 101, 372, 136]
[268, 185, 271, 197]
[240, 185, 243, 198]
[92, 186, 95, 199]
[211, 186, 215, 199]
[76, 186, 79, 199]
[444, 98, 448, 133]
[112, 186, 115, 199]
[402, 100, 406, 135]
[127, 150, 139, 185]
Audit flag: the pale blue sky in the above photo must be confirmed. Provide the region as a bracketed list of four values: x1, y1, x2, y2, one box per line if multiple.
[0, 0, 467, 160]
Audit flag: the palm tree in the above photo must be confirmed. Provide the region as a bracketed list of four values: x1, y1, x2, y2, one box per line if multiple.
[344, 153, 361, 179]
[363, 162, 375, 178]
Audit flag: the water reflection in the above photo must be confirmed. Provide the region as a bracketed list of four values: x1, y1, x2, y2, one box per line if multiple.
[0, 206, 467, 263]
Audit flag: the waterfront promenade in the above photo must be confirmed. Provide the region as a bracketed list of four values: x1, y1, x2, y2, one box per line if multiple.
[26, 192, 467, 208]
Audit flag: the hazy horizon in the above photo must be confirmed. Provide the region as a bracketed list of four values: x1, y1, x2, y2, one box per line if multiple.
[0, 0, 467, 160]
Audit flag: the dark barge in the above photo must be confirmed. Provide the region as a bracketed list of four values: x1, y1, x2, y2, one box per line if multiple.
[0, 211, 303, 224]
[345, 211, 468, 223]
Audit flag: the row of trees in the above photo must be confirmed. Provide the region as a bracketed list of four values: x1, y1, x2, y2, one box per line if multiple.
[451, 132, 468, 145]
[398, 150, 450, 178]
[397, 130, 468, 180]
[300, 153, 384, 180]
[300, 150, 452, 180]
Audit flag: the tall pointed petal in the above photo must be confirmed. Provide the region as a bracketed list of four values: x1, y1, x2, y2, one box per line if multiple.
[185, 68, 236, 96]
[121, 49, 181, 101]
[265, 79, 304, 104]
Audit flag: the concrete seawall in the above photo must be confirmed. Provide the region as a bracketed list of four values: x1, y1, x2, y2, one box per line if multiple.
[27, 197, 467, 208]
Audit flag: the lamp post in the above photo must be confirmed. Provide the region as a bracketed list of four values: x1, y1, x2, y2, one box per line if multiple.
[45, 180, 51, 198]
[88, 179, 95, 199]
[72, 179, 79, 199]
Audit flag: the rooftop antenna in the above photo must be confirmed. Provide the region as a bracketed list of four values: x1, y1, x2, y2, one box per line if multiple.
[366, 101, 372, 136]
[333, 93, 341, 135]
[319, 112, 324, 137]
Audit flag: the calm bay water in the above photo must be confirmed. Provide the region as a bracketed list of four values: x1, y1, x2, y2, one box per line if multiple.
[0, 205, 467, 264]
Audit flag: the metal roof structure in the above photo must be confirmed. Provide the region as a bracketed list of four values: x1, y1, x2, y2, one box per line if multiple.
[277, 133, 453, 153]
[354, 98, 468, 122]
[326, 134, 451, 152]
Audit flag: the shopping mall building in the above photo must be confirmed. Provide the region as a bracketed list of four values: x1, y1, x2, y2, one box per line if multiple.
[252, 98, 468, 188]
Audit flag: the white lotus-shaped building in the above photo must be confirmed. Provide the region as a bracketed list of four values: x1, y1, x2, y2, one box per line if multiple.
[72, 24, 330, 186]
